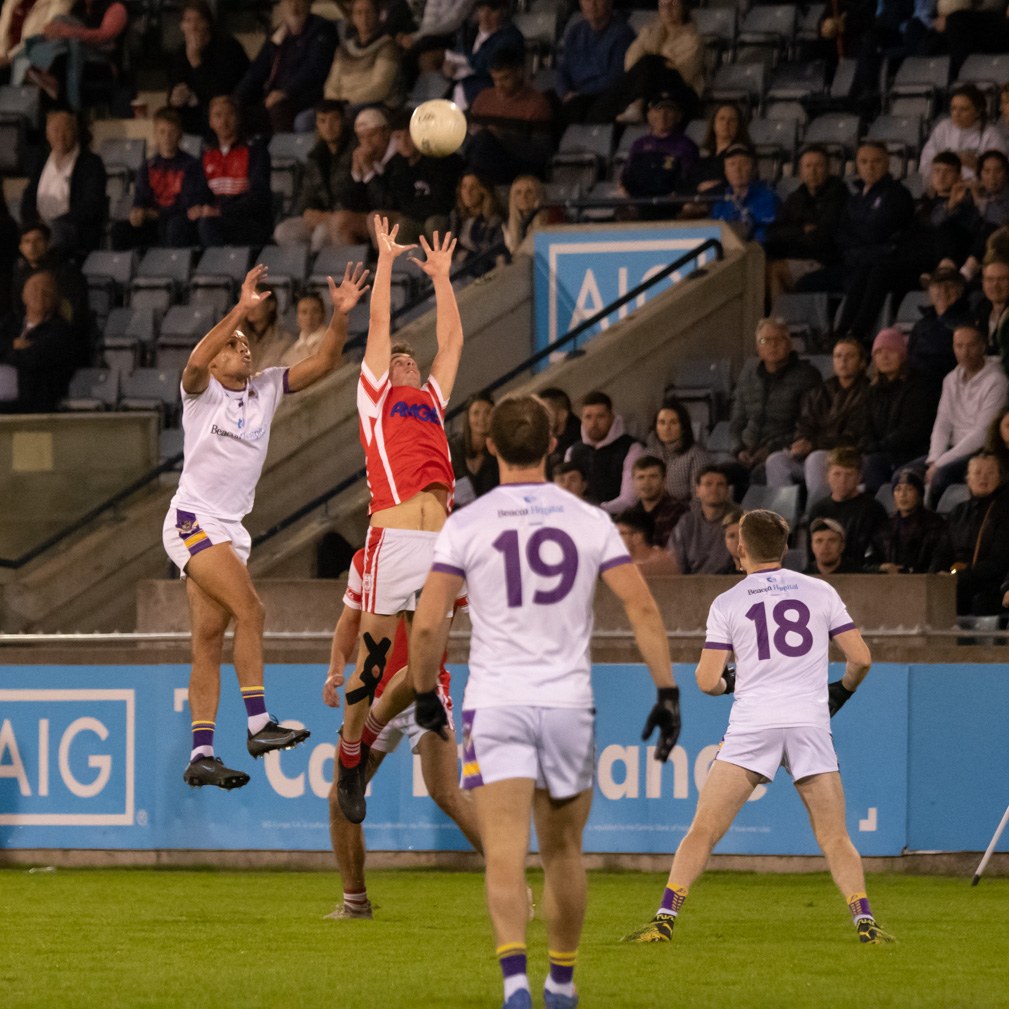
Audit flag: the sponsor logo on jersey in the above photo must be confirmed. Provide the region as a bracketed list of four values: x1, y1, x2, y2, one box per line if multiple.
[210, 423, 266, 442]
[496, 504, 565, 519]
[746, 581, 799, 595]
[389, 401, 442, 424]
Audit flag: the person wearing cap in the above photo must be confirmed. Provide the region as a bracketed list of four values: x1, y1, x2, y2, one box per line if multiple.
[880, 467, 945, 574]
[862, 327, 933, 492]
[765, 145, 849, 300]
[916, 322, 1009, 506]
[323, 0, 403, 109]
[710, 145, 778, 246]
[619, 93, 698, 208]
[805, 517, 860, 576]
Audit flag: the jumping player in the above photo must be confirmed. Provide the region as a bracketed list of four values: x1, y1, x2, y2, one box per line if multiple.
[336, 216, 462, 824]
[409, 395, 682, 1009]
[622, 509, 896, 945]
[164, 262, 370, 789]
[322, 547, 481, 919]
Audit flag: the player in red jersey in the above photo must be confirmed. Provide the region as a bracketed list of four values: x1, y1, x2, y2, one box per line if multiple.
[336, 215, 464, 823]
[322, 549, 481, 919]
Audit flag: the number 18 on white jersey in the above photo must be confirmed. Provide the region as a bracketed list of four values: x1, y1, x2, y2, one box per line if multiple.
[430, 482, 631, 711]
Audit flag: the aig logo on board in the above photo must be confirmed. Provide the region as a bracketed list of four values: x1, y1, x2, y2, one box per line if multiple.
[0, 690, 135, 826]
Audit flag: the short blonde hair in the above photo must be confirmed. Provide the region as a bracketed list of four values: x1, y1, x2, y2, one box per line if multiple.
[739, 509, 790, 562]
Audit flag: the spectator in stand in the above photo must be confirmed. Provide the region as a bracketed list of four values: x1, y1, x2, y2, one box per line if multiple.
[917, 323, 1009, 506]
[619, 93, 698, 212]
[936, 1, 1009, 77]
[622, 455, 687, 547]
[274, 100, 354, 251]
[110, 107, 202, 250]
[808, 447, 889, 569]
[552, 459, 589, 499]
[565, 389, 644, 512]
[13, 0, 127, 109]
[281, 292, 327, 366]
[370, 111, 463, 244]
[805, 517, 859, 576]
[722, 505, 743, 572]
[919, 85, 1009, 183]
[879, 466, 944, 574]
[449, 391, 499, 502]
[331, 106, 396, 247]
[503, 175, 549, 254]
[242, 289, 292, 371]
[971, 150, 1009, 230]
[669, 465, 734, 574]
[825, 142, 914, 339]
[466, 48, 554, 185]
[13, 224, 86, 333]
[689, 103, 751, 194]
[441, 0, 524, 109]
[931, 452, 1009, 615]
[970, 255, 1009, 358]
[166, 0, 249, 137]
[541, 386, 582, 471]
[984, 406, 1009, 475]
[235, 0, 337, 134]
[729, 318, 822, 480]
[765, 336, 869, 506]
[0, 270, 75, 412]
[324, 0, 402, 110]
[850, 0, 934, 108]
[615, 510, 679, 575]
[862, 327, 933, 491]
[397, 0, 475, 86]
[710, 145, 778, 246]
[766, 145, 849, 300]
[190, 95, 272, 247]
[556, 0, 635, 125]
[21, 109, 106, 256]
[448, 171, 504, 272]
[0, 0, 71, 81]
[644, 398, 710, 502]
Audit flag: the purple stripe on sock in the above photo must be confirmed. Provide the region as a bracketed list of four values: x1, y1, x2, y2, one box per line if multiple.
[499, 954, 526, 979]
[549, 962, 574, 985]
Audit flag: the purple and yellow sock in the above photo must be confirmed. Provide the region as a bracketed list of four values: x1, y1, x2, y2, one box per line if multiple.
[241, 686, 267, 719]
[497, 941, 528, 998]
[659, 883, 688, 917]
[547, 949, 577, 992]
[847, 892, 873, 924]
[191, 720, 214, 760]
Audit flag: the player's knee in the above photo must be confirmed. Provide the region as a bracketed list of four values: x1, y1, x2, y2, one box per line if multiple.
[236, 592, 265, 628]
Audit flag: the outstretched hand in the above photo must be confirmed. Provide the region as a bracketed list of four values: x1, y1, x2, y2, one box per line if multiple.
[239, 265, 271, 313]
[410, 231, 457, 279]
[374, 215, 417, 260]
[328, 262, 371, 315]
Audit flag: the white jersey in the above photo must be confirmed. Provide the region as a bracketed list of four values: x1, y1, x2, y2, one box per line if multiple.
[170, 368, 289, 522]
[431, 481, 631, 710]
[704, 568, 856, 731]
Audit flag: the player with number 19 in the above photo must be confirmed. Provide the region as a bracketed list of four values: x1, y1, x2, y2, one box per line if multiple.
[622, 509, 896, 946]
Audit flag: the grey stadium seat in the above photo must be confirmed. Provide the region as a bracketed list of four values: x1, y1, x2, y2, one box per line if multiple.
[0, 84, 40, 173]
[119, 367, 182, 418]
[101, 306, 157, 373]
[257, 245, 309, 313]
[100, 137, 146, 203]
[157, 305, 218, 372]
[551, 123, 614, 190]
[62, 367, 119, 411]
[707, 62, 765, 113]
[130, 248, 194, 313]
[309, 245, 369, 297]
[803, 113, 861, 164]
[268, 132, 315, 211]
[82, 250, 137, 321]
[188, 247, 252, 313]
[741, 484, 802, 530]
[937, 483, 971, 514]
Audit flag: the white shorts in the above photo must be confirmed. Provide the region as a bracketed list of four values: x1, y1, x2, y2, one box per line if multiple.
[361, 526, 439, 615]
[162, 507, 251, 577]
[716, 725, 838, 783]
[461, 706, 596, 800]
[371, 687, 455, 755]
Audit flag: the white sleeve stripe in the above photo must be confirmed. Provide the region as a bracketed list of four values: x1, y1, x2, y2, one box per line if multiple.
[361, 361, 389, 393]
[426, 375, 447, 411]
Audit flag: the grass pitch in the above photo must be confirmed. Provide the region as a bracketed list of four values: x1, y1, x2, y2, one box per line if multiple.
[2, 868, 1007, 1009]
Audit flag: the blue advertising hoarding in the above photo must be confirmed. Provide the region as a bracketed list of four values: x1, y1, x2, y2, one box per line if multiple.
[532, 226, 722, 362]
[0, 662, 929, 855]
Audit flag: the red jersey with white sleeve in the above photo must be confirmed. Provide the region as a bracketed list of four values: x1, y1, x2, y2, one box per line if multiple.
[357, 361, 455, 515]
[343, 548, 465, 696]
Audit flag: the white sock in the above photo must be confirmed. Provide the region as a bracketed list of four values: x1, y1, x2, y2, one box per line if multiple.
[190, 744, 213, 762]
[344, 890, 369, 908]
[544, 976, 576, 997]
[248, 712, 271, 735]
[656, 905, 678, 918]
[503, 975, 529, 1000]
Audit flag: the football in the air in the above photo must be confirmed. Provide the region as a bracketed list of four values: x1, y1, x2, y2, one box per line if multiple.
[409, 99, 467, 158]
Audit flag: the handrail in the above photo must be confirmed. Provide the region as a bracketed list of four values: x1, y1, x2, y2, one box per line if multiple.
[251, 237, 723, 550]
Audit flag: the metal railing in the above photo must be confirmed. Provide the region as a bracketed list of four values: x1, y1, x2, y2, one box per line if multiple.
[251, 236, 724, 550]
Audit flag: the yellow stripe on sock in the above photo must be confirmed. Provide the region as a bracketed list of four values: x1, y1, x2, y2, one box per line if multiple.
[241, 687, 265, 695]
[548, 950, 578, 966]
[191, 721, 215, 728]
[846, 892, 868, 903]
[496, 942, 526, 959]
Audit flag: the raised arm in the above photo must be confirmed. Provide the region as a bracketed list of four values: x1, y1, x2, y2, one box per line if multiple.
[411, 232, 463, 401]
[286, 262, 370, 393]
[182, 265, 269, 395]
[364, 215, 416, 380]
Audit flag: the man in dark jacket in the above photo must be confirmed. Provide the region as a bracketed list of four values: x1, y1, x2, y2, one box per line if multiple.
[804, 517, 862, 576]
[21, 110, 107, 257]
[729, 318, 822, 477]
[880, 466, 944, 574]
[931, 452, 1009, 614]
[765, 145, 849, 299]
[13, 223, 88, 346]
[450, 0, 525, 107]
[541, 386, 582, 474]
[235, 0, 338, 134]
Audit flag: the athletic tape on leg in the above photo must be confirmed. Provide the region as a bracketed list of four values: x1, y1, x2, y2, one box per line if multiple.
[345, 633, 390, 707]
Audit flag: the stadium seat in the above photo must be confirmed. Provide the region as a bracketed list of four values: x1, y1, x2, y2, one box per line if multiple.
[782, 547, 806, 572]
[665, 357, 733, 431]
[0, 84, 40, 173]
[611, 124, 648, 178]
[804, 354, 834, 381]
[179, 133, 204, 159]
[741, 484, 802, 530]
[887, 55, 950, 119]
[706, 419, 733, 458]
[101, 306, 157, 373]
[100, 137, 146, 203]
[773, 292, 831, 348]
[82, 250, 137, 321]
[257, 245, 309, 313]
[875, 483, 896, 517]
[159, 426, 184, 463]
[829, 58, 857, 102]
[684, 118, 707, 148]
[543, 181, 581, 206]
[410, 71, 449, 107]
[119, 367, 182, 419]
[533, 66, 559, 95]
[707, 62, 766, 114]
[551, 124, 614, 190]
[308, 244, 369, 297]
[268, 132, 315, 212]
[937, 483, 970, 514]
[515, 10, 558, 69]
[893, 290, 929, 332]
[748, 117, 797, 179]
[776, 174, 802, 201]
[795, 4, 823, 46]
[902, 171, 925, 200]
[156, 305, 218, 372]
[956, 53, 1009, 100]
[867, 115, 923, 178]
[764, 99, 809, 134]
[188, 247, 252, 313]
[736, 4, 796, 65]
[803, 113, 860, 166]
[766, 60, 827, 103]
[130, 248, 194, 313]
[61, 367, 119, 411]
[693, 7, 736, 54]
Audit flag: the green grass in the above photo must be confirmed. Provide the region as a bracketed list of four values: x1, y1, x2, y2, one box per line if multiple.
[2, 868, 1007, 1008]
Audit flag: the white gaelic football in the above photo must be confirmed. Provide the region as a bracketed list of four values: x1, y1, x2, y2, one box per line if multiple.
[410, 100, 467, 158]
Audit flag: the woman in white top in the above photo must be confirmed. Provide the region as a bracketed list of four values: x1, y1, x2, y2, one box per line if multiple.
[919, 83, 1009, 182]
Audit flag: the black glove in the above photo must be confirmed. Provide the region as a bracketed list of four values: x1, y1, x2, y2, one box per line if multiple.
[721, 663, 736, 695]
[642, 686, 681, 762]
[827, 679, 854, 717]
[414, 689, 449, 740]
